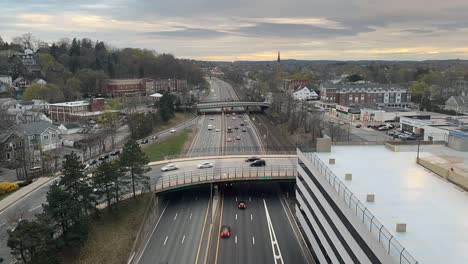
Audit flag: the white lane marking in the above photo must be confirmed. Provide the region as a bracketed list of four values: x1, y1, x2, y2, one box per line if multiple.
[190, 213, 192, 220]
[235, 214, 237, 220]
[182, 234, 186, 244]
[28, 205, 42, 212]
[235, 235, 238, 244]
[164, 236, 168, 246]
[174, 213, 178, 220]
[263, 199, 284, 264]
[252, 236, 255, 245]
[251, 214, 253, 221]
[235, 196, 238, 202]
[249, 196, 252, 202]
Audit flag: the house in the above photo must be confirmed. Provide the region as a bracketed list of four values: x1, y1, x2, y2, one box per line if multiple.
[0, 75, 12, 86]
[19, 99, 49, 113]
[12, 77, 30, 94]
[57, 123, 82, 135]
[0, 130, 26, 168]
[292, 86, 319, 101]
[17, 121, 61, 152]
[0, 98, 19, 109]
[0, 108, 52, 125]
[445, 96, 468, 114]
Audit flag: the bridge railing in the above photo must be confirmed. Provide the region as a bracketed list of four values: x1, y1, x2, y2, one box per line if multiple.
[153, 165, 296, 192]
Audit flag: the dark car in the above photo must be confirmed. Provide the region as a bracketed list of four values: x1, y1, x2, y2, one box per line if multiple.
[110, 150, 121, 156]
[240, 123, 244, 126]
[142, 139, 149, 144]
[220, 225, 231, 238]
[88, 159, 97, 165]
[242, 128, 247, 132]
[234, 126, 239, 130]
[238, 201, 246, 209]
[245, 156, 260, 162]
[250, 159, 266, 167]
[98, 154, 109, 161]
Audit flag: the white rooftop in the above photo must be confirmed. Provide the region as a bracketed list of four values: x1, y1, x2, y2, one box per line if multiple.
[315, 145, 468, 264]
[49, 100, 89, 107]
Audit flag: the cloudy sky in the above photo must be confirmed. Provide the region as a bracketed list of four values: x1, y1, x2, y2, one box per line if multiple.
[2, 0, 468, 61]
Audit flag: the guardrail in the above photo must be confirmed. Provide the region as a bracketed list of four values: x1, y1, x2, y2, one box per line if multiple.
[303, 152, 419, 264]
[153, 165, 296, 192]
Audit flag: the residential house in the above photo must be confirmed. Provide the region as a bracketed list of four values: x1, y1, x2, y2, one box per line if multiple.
[0, 108, 52, 125]
[445, 96, 468, 114]
[0, 75, 12, 86]
[57, 123, 82, 135]
[292, 86, 319, 101]
[19, 99, 49, 113]
[12, 77, 30, 96]
[17, 121, 61, 152]
[0, 98, 19, 109]
[0, 130, 26, 168]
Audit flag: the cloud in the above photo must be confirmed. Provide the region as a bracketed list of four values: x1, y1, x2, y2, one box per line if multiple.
[402, 29, 434, 34]
[144, 28, 228, 39]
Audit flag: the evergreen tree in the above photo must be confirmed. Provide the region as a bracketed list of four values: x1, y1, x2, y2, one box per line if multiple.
[7, 218, 58, 264]
[93, 161, 125, 208]
[120, 140, 151, 198]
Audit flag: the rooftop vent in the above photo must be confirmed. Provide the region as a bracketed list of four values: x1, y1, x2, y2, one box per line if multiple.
[396, 223, 407, 233]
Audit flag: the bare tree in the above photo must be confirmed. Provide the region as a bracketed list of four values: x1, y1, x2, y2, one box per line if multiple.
[11, 33, 45, 51]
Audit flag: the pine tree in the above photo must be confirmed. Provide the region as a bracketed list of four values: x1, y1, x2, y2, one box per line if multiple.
[93, 161, 125, 208]
[119, 140, 151, 198]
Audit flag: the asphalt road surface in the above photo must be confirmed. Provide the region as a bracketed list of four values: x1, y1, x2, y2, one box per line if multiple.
[216, 182, 307, 264]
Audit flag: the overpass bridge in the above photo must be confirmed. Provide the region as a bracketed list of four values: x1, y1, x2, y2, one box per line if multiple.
[196, 100, 271, 112]
[152, 165, 296, 193]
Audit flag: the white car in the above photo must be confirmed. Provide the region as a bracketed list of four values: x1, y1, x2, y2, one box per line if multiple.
[210, 117, 214, 120]
[170, 129, 176, 133]
[161, 163, 178, 171]
[197, 162, 213, 169]
[215, 128, 221, 132]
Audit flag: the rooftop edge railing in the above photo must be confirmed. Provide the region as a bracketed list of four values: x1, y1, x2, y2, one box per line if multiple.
[152, 165, 296, 192]
[303, 152, 419, 264]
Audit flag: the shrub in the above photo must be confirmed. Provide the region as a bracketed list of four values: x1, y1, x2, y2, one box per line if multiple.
[0, 182, 19, 195]
[17, 179, 33, 187]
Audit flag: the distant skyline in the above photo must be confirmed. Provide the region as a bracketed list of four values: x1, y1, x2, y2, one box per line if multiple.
[2, 0, 468, 61]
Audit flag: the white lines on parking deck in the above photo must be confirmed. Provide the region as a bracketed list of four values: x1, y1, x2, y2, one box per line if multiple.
[163, 236, 169, 246]
[235, 214, 238, 220]
[28, 205, 42, 212]
[263, 199, 284, 264]
[174, 213, 178, 220]
[235, 235, 238, 244]
[250, 214, 253, 221]
[190, 212, 192, 220]
[182, 234, 186, 244]
[252, 236, 255, 245]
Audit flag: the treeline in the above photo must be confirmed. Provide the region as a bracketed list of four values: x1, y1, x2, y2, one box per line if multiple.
[7, 141, 150, 264]
[0, 34, 205, 101]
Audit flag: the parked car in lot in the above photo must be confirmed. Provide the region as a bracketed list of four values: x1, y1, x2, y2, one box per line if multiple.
[197, 161, 213, 169]
[98, 154, 109, 160]
[161, 163, 178, 172]
[250, 159, 266, 167]
[355, 124, 362, 128]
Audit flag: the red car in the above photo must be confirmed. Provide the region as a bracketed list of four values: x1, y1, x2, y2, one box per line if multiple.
[236, 136, 241, 140]
[238, 201, 246, 209]
[220, 225, 231, 238]
[227, 137, 232, 142]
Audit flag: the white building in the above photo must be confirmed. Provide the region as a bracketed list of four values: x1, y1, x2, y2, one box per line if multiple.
[360, 108, 418, 123]
[293, 86, 319, 101]
[0, 75, 12, 86]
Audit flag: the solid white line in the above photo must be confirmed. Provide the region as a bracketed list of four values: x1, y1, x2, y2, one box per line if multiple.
[263, 199, 284, 264]
[249, 196, 251, 202]
[235, 214, 237, 220]
[135, 201, 169, 264]
[163, 236, 168, 246]
[182, 234, 186, 244]
[235, 235, 238, 244]
[28, 205, 42, 212]
[190, 213, 192, 220]
[252, 236, 255, 245]
[174, 213, 178, 220]
[250, 214, 253, 221]
[235, 196, 237, 202]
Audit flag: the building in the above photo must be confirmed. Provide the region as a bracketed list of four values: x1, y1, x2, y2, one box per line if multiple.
[48, 98, 105, 123]
[17, 121, 61, 152]
[444, 96, 468, 114]
[154, 79, 188, 92]
[0, 75, 12, 86]
[0, 98, 19, 109]
[359, 108, 418, 123]
[296, 144, 468, 264]
[0, 108, 52, 125]
[293, 86, 319, 101]
[0, 130, 26, 168]
[104, 79, 147, 97]
[18, 99, 49, 113]
[283, 79, 310, 92]
[12, 77, 30, 95]
[320, 83, 412, 109]
[13, 49, 40, 73]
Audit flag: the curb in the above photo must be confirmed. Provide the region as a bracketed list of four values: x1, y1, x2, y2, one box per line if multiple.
[147, 155, 297, 166]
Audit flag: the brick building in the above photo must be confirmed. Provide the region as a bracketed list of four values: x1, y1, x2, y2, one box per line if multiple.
[48, 98, 105, 123]
[282, 79, 309, 92]
[319, 83, 412, 109]
[104, 79, 147, 97]
[154, 79, 188, 92]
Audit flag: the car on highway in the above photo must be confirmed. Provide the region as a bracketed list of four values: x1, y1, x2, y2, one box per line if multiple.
[238, 201, 247, 209]
[208, 124, 213, 130]
[242, 127, 247, 132]
[110, 149, 121, 156]
[250, 159, 266, 167]
[88, 159, 97, 165]
[151, 135, 158, 140]
[161, 163, 178, 172]
[141, 139, 149, 144]
[232, 112, 236, 116]
[355, 124, 362, 128]
[215, 128, 221, 132]
[244, 119, 247, 122]
[236, 135, 241, 140]
[226, 114, 230, 117]
[98, 154, 109, 161]
[232, 117, 236, 120]
[234, 126, 239, 130]
[227, 127, 232, 133]
[227, 137, 232, 142]
[245, 156, 260, 162]
[170, 129, 176, 133]
[220, 225, 231, 238]
[240, 123, 244, 126]
[210, 117, 214, 120]
[197, 161, 213, 169]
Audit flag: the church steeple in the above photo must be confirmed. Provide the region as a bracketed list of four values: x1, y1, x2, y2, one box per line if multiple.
[277, 51, 281, 63]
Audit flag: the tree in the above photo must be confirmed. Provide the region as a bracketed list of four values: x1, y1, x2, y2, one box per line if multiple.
[7, 218, 58, 264]
[120, 140, 150, 198]
[93, 161, 125, 208]
[11, 33, 44, 51]
[159, 93, 176, 122]
[22, 83, 64, 103]
[409, 81, 429, 105]
[97, 101, 123, 148]
[63, 77, 81, 101]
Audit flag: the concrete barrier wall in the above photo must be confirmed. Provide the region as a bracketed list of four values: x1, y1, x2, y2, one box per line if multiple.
[384, 143, 398, 152]
[418, 158, 468, 191]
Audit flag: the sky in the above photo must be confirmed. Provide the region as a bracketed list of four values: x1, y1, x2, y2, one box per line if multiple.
[2, 0, 468, 61]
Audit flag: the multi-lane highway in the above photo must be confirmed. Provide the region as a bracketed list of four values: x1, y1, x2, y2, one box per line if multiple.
[215, 182, 307, 264]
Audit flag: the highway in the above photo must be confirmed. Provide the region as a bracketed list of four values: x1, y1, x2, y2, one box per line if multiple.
[215, 182, 307, 264]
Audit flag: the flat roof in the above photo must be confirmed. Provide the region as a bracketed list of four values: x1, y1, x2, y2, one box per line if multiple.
[314, 145, 468, 264]
[49, 101, 89, 107]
